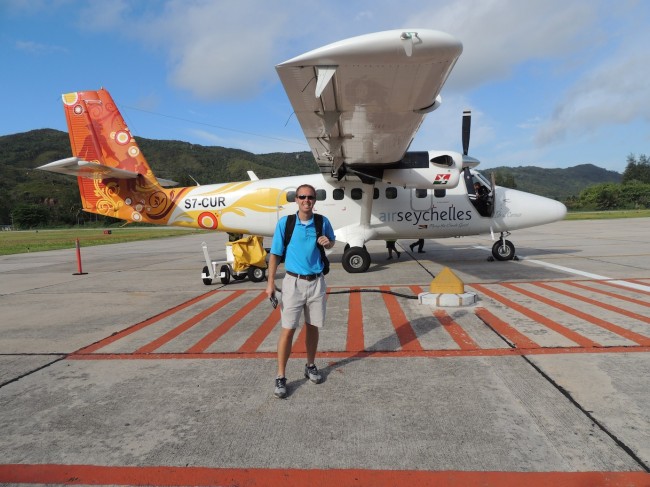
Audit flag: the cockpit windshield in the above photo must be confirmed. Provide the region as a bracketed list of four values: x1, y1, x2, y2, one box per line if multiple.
[473, 172, 492, 190]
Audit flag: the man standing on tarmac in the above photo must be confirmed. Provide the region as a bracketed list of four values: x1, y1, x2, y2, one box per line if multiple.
[265, 184, 336, 399]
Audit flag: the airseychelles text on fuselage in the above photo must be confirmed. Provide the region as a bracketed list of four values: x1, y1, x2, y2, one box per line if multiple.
[379, 205, 472, 225]
[183, 196, 227, 209]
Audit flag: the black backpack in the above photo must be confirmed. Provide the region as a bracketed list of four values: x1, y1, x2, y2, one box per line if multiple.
[281, 213, 330, 275]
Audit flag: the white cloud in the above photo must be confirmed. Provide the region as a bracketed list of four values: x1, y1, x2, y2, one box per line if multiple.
[14, 40, 68, 54]
[536, 36, 650, 146]
[404, 0, 601, 91]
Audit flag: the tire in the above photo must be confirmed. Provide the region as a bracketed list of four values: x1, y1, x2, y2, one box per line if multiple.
[342, 246, 371, 273]
[202, 265, 212, 286]
[232, 274, 246, 281]
[248, 266, 266, 283]
[492, 240, 515, 261]
[219, 264, 231, 285]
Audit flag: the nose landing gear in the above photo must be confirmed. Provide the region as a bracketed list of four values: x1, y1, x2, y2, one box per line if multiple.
[491, 232, 516, 261]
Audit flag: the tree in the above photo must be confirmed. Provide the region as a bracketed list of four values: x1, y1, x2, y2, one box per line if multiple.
[494, 170, 517, 189]
[622, 153, 650, 184]
[12, 204, 50, 229]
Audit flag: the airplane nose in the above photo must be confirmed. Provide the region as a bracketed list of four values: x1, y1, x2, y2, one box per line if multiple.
[497, 188, 567, 228]
[550, 199, 567, 221]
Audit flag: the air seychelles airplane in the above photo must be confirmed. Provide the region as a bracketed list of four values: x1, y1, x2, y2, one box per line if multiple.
[38, 29, 566, 273]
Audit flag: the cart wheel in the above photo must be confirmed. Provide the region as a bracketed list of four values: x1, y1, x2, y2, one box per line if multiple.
[202, 266, 212, 286]
[232, 273, 246, 281]
[220, 265, 231, 285]
[248, 266, 266, 283]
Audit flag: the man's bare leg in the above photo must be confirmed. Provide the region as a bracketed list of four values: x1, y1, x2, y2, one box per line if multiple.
[277, 328, 296, 377]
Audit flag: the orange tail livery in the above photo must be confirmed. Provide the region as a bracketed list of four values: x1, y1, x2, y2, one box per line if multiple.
[38, 89, 289, 234]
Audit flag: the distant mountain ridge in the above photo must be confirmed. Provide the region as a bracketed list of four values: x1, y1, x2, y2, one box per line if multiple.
[482, 164, 622, 200]
[0, 129, 622, 224]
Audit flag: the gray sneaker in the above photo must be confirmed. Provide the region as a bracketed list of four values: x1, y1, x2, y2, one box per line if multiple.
[274, 377, 287, 398]
[304, 364, 322, 384]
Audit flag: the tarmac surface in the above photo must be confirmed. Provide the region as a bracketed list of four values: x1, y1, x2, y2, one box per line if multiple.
[1, 218, 650, 486]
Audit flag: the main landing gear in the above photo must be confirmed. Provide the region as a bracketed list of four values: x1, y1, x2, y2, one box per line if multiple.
[342, 245, 371, 273]
[491, 232, 516, 261]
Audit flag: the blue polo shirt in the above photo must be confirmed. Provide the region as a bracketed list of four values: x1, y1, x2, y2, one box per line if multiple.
[270, 212, 335, 275]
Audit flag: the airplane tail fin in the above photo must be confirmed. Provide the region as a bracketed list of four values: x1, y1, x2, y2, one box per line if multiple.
[38, 89, 184, 224]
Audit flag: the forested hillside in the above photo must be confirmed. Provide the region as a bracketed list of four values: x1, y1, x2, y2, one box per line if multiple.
[0, 129, 633, 227]
[0, 129, 314, 226]
[482, 165, 622, 201]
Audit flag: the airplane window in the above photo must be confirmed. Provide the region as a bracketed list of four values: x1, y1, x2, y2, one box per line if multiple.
[415, 189, 427, 198]
[333, 188, 344, 200]
[316, 189, 326, 201]
[373, 188, 379, 199]
[386, 187, 397, 199]
[351, 188, 363, 200]
[287, 191, 296, 202]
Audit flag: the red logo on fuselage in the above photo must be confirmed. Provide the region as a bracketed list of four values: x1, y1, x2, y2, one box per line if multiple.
[433, 174, 451, 184]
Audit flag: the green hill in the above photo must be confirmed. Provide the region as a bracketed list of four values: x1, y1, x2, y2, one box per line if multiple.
[481, 165, 622, 200]
[0, 129, 623, 226]
[0, 129, 315, 226]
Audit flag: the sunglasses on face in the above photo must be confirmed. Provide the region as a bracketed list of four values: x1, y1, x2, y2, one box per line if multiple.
[297, 195, 316, 201]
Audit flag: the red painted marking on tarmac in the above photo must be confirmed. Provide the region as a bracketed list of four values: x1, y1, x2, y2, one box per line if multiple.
[380, 285, 423, 351]
[505, 282, 650, 346]
[471, 283, 598, 348]
[346, 287, 365, 351]
[65, 345, 650, 361]
[475, 307, 540, 349]
[434, 309, 480, 350]
[562, 280, 650, 309]
[186, 291, 267, 353]
[1, 464, 649, 486]
[629, 279, 650, 287]
[601, 280, 650, 295]
[74, 289, 221, 354]
[536, 281, 650, 327]
[135, 290, 245, 354]
[237, 307, 281, 353]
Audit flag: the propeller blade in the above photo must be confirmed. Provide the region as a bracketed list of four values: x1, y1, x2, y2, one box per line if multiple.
[462, 110, 471, 156]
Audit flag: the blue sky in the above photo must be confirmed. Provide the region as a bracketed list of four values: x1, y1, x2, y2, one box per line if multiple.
[1, 0, 648, 174]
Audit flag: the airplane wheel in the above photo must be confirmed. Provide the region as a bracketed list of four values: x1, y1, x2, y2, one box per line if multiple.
[220, 265, 231, 285]
[342, 246, 371, 273]
[248, 266, 266, 282]
[492, 240, 515, 261]
[202, 266, 212, 286]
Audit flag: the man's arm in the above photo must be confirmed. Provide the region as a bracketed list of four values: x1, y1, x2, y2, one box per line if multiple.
[265, 253, 280, 298]
[318, 217, 336, 249]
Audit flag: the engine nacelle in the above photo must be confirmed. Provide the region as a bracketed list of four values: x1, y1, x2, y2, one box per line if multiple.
[381, 150, 462, 189]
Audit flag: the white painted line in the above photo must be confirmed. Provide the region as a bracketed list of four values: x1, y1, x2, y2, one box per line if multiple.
[525, 259, 650, 293]
[473, 245, 650, 292]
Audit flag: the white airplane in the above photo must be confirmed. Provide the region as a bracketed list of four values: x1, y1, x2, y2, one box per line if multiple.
[38, 29, 566, 273]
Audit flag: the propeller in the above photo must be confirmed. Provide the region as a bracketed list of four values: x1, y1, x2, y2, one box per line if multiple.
[462, 109, 471, 156]
[461, 110, 479, 167]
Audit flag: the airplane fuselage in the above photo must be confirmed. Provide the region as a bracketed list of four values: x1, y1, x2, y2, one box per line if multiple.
[163, 172, 566, 244]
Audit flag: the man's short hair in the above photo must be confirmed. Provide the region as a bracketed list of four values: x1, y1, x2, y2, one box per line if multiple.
[296, 184, 316, 196]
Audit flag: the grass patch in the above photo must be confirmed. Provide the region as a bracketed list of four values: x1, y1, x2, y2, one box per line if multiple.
[565, 209, 650, 220]
[0, 227, 209, 255]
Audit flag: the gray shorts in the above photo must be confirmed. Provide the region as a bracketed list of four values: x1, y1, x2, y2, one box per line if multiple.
[280, 273, 327, 329]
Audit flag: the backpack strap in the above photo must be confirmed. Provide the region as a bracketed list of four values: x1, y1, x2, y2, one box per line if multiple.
[314, 214, 330, 275]
[281, 214, 297, 263]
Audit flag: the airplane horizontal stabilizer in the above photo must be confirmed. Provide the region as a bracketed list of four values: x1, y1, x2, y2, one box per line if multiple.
[37, 157, 178, 186]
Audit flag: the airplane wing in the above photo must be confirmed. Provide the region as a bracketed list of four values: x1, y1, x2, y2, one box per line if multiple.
[37, 157, 178, 187]
[276, 29, 462, 174]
